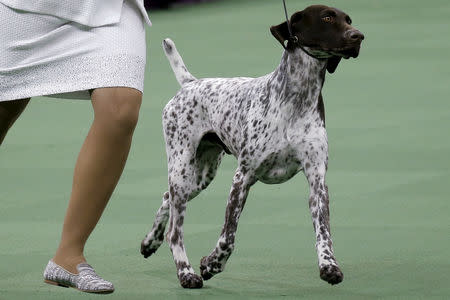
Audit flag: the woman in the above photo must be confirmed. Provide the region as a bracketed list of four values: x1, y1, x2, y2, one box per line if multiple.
[0, 0, 151, 294]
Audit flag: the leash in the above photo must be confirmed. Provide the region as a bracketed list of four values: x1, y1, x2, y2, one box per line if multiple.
[282, 0, 298, 46]
[281, 0, 323, 59]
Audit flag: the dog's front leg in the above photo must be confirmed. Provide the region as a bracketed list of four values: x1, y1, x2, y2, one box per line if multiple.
[200, 167, 255, 280]
[304, 161, 344, 285]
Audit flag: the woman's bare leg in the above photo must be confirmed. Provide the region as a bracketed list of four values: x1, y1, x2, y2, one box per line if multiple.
[0, 98, 30, 145]
[52, 87, 142, 273]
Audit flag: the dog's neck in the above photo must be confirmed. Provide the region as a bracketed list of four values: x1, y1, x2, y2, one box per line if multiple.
[271, 48, 327, 114]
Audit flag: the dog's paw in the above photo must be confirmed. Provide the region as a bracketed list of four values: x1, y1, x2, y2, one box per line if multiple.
[199, 256, 223, 280]
[140, 237, 163, 258]
[179, 273, 203, 289]
[319, 264, 343, 285]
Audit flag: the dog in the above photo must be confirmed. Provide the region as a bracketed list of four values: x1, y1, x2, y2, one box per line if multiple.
[141, 4, 364, 289]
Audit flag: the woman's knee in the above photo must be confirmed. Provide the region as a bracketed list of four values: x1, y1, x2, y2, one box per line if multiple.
[91, 87, 142, 133]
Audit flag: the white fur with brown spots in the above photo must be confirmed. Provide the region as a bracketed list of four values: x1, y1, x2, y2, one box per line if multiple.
[141, 5, 363, 289]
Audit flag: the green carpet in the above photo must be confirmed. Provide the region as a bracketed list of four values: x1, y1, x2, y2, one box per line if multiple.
[1, 0, 449, 299]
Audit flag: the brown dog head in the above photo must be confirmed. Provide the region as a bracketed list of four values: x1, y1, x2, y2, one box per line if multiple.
[270, 5, 364, 73]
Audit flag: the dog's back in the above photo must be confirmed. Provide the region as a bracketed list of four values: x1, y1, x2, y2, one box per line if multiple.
[162, 38, 270, 153]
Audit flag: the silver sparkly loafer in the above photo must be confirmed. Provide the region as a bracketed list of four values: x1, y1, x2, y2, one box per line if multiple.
[43, 260, 115, 294]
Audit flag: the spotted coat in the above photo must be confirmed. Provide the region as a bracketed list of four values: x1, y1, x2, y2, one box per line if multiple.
[141, 37, 345, 288]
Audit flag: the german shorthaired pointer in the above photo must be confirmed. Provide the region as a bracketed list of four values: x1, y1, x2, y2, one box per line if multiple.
[141, 4, 364, 289]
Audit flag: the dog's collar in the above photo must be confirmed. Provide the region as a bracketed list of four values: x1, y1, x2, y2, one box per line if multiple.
[282, 0, 325, 60]
[288, 37, 325, 60]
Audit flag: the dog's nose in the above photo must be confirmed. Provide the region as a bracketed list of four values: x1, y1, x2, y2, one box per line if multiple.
[345, 29, 364, 42]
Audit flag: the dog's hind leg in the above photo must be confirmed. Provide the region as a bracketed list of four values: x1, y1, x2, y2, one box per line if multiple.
[200, 166, 256, 280]
[140, 137, 224, 259]
[140, 191, 170, 258]
[166, 152, 207, 289]
[164, 132, 228, 287]
[167, 137, 227, 288]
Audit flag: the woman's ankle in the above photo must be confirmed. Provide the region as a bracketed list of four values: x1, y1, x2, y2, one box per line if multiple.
[52, 253, 86, 274]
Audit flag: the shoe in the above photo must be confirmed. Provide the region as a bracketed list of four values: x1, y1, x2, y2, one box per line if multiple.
[43, 260, 114, 294]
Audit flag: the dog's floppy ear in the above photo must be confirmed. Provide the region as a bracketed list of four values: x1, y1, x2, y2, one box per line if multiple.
[270, 21, 290, 49]
[326, 56, 341, 74]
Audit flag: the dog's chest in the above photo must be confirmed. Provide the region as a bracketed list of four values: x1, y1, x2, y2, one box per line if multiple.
[254, 144, 302, 184]
[249, 109, 327, 184]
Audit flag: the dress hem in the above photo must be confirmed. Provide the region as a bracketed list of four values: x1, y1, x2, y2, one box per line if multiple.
[0, 53, 146, 101]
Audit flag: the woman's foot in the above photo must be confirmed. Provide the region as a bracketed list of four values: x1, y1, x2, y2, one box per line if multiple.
[43, 260, 114, 294]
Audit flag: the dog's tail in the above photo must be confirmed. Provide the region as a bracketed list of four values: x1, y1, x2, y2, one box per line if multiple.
[162, 38, 196, 86]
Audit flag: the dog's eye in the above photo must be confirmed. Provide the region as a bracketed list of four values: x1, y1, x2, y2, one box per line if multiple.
[322, 16, 333, 23]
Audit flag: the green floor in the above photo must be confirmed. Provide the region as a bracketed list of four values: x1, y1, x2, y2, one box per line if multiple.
[1, 0, 449, 299]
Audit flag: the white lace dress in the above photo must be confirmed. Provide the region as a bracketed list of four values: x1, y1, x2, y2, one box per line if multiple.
[0, 0, 151, 101]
